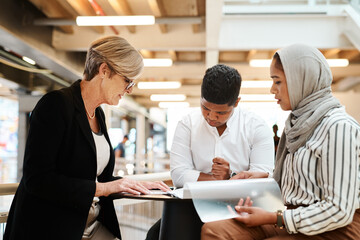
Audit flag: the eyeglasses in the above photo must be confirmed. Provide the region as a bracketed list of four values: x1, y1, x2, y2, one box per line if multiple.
[123, 75, 135, 90]
[105, 62, 135, 90]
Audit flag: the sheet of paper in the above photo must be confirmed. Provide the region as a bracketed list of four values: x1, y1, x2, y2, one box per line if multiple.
[185, 178, 284, 223]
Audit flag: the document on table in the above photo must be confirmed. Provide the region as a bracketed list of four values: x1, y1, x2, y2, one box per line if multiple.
[148, 178, 284, 223]
[185, 178, 284, 223]
[148, 188, 191, 199]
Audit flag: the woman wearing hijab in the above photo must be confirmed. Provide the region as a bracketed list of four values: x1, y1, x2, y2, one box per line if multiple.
[4, 36, 170, 240]
[201, 44, 360, 239]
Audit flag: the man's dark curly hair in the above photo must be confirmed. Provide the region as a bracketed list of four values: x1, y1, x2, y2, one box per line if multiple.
[201, 64, 242, 106]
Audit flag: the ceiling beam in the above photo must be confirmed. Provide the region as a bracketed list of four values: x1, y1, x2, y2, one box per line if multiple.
[205, 0, 223, 68]
[66, 0, 104, 34]
[140, 50, 155, 58]
[168, 50, 178, 61]
[323, 49, 341, 58]
[191, 0, 201, 33]
[148, 0, 168, 33]
[339, 50, 360, 60]
[28, 0, 74, 33]
[52, 25, 205, 51]
[107, 0, 136, 33]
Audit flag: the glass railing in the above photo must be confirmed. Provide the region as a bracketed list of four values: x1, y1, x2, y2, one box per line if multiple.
[350, 0, 360, 12]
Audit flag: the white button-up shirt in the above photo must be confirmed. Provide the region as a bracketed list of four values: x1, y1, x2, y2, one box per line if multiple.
[170, 106, 274, 187]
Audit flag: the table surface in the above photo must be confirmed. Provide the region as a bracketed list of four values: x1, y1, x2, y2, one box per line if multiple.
[111, 192, 191, 202]
[111, 190, 202, 240]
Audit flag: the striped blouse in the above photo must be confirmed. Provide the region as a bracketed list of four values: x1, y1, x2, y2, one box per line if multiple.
[281, 107, 360, 235]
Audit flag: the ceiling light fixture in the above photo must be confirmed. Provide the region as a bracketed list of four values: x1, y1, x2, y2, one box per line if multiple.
[137, 81, 181, 89]
[250, 58, 349, 67]
[76, 16, 155, 26]
[240, 94, 276, 102]
[150, 94, 186, 101]
[22, 56, 36, 65]
[242, 80, 272, 88]
[326, 59, 349, 67]
[249, 59, 272, 67]
[158, 102, 190, 108]
[143, 58, 173, 67]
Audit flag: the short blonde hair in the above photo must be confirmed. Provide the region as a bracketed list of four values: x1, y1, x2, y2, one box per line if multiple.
[83, 36, 144, 81]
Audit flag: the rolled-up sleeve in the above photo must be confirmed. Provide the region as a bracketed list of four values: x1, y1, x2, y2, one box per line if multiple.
[248, 121, 275, 176]
[170, 120, 200, 188]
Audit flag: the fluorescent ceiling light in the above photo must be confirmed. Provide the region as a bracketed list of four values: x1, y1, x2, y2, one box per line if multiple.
[137, 81, 181, 89]
[76, 16, 155, 26]
[22, 56, 36, 65]
[159, 102, 190, 108]
[150, 94, 186, 101]
[250, 59, 349, 68]
[249, 59, 272, 67]
[242, 80, 272, 88]
[240, 94, 276, 102]
[143, 58, 173, 67]
[326, 59, 349, 67]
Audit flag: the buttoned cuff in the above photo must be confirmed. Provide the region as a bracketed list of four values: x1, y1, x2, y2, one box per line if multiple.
[283, 209, 298, 234]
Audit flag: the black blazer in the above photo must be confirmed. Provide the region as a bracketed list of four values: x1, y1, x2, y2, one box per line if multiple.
[4, 80, 121, 240]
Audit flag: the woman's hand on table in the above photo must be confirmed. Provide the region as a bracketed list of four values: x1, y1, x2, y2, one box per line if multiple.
[95, 178, 170, 196]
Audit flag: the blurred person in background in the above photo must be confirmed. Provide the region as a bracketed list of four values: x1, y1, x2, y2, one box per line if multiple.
[115, 134, 128, 158]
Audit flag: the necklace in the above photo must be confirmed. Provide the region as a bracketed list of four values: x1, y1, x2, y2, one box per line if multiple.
[86, 108, 95, 119]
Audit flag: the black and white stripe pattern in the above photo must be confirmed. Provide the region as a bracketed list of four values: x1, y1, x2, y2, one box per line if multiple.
[281, 108, 360, 235]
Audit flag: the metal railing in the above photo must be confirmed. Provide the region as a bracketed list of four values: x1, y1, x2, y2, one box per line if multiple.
[0, 183, 19, 239]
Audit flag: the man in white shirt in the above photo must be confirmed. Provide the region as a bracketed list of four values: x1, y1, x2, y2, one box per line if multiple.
[145, 64, 274, 240]
[170, 64, 274, 188]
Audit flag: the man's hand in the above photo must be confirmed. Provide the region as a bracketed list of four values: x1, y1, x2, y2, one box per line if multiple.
[211, 157, 230, 180]
[230, 171, 269, 180]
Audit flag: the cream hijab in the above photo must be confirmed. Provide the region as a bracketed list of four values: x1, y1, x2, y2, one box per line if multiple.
[273, 44, 342, 186]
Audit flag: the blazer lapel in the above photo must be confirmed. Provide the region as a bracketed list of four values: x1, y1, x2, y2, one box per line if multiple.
[71, 80, 96, 154]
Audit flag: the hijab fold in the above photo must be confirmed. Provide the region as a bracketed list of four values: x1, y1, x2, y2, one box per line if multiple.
[273, 44, 342, 187]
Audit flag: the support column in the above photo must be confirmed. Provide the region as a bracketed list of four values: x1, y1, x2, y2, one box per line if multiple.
[18, 95, 41, 181]
[136, 113, 146, 173]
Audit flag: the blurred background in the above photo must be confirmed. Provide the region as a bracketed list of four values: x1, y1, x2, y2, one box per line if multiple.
[1, 0, 360, 238]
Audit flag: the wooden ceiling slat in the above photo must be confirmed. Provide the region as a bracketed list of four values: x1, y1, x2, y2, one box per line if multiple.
[339, 50, 360, 61]
[162, 0, 197, 16]
[66, 0, 105, 34]
[246, 50, 257, 62]
[191, 0, 200, 33]
[108, 0, 136, 33]
[323, 49, 341, 58]
[219, 51, 247, 62]
[178, 52, 202, 62]
[168, 50, 178, 61]
[140, 50, 155, 58]
[148, 0, 168, 33]
[28, 0, 74, 33]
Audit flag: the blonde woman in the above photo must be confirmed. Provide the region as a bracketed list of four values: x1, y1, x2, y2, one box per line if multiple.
[201, 44, 360, 239]
[4, 36, 169, 240]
